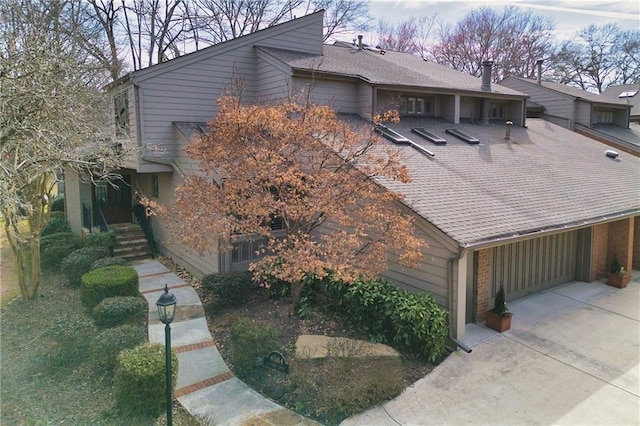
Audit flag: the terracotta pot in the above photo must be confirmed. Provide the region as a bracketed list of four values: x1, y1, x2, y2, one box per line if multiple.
[607, 273, 631, 289]
[486, 311, 512, 332]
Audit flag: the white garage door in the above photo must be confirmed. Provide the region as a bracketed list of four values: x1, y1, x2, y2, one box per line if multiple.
[491, 231, 577, 300]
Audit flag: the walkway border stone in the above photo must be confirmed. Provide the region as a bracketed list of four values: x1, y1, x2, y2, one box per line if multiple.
[132, 260, 319, 426]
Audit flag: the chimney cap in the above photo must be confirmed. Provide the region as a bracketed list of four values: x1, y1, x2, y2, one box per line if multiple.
[482, 60, 494, 66]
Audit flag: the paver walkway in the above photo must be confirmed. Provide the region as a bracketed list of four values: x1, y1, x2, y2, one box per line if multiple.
[132, 260, 319, 426]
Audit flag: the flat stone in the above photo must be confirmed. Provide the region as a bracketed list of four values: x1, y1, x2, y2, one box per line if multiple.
[240, 409, 322, 426]
[295, 335, 400, 359]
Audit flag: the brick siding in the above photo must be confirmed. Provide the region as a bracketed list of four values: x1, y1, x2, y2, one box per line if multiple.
[475, 249, 491, 322]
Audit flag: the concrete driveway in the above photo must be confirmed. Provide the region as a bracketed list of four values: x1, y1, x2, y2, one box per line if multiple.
[341, 278, 640, 425]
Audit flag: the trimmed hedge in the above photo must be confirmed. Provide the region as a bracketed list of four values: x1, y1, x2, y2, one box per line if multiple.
[40, 232, 85, 270]
[85, 231, 117, 255]
[41, 211, 71, 236]
[202, 271, 253, 306]
[81, 266, 139, 309]
[92, 296, 147, 328]
[323, 276, 448, 362]
[114, 343, 178, 417]
[90, 256, 127, 271]
[90, 324, 147, 375]
[61, 246, 110, 286]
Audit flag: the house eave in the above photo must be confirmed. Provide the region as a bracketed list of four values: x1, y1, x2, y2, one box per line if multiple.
[458, 208, 640, 251]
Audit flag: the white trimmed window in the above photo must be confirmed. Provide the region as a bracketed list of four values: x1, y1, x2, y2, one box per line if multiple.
[401, 96, 433, 116]
[114, 90, 129, 136]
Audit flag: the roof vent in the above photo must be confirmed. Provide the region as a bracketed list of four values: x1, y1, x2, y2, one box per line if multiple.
[605, 149, 619, 159]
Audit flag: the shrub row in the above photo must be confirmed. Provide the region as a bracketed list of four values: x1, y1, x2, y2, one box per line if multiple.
[202, 271, 253, 307]
[92, 296, 147, 328]
[61, 246, 110, 286]
[322, 276, 449, 362]
[40, 230, 117, 272]
[114, 343, 178, 417]
[81, 265, 139, 309]
[41, 211, 71, 236]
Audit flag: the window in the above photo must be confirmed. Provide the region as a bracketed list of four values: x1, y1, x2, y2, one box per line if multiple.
[95, 182, 109, 207]
[489, 102, 506, 119]
[114, 90, 129, 136]
[597, 110, 614, 124]
[400, 96, 432, 116]
[231, 239, 266, 264]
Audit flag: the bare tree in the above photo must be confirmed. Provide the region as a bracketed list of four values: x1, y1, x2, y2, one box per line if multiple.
[376, 15, 436, 58]
[549, 24, 640, 93]
[309, 0, 371, 41]
[431, 6, 555, 81]
[1, 0, 125, 300]
[86, 0, 125, 81]
[121, 0, 190, 69]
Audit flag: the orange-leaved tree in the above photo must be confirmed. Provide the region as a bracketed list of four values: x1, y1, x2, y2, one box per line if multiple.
[166, 95, 426, 308]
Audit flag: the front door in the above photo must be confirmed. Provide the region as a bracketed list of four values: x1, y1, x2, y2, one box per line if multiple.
[93, 174, 132, 225]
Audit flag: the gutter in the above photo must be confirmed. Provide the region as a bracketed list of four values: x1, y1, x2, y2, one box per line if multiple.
[459, 209, 640, 252]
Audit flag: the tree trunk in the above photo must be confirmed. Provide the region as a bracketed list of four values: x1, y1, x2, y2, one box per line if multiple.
[290, 280, 304, 314]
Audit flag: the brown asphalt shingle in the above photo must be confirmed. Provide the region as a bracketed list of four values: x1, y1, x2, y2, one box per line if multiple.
[365, 117, 640, 246]
[258, 45, 524, 96]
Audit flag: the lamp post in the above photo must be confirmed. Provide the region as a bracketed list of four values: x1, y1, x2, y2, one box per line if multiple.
[156, 284, 177, 426]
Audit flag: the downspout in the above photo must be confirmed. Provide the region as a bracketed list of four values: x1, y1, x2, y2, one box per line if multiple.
[447, 247, 472, 353]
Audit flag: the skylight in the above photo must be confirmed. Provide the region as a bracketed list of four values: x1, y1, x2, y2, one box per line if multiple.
[618, 90, 638, 98]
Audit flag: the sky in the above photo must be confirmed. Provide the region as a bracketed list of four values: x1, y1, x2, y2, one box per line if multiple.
[364, 0, 639, 41]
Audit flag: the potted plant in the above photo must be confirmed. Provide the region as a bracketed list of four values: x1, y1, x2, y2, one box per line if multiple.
[607, 254, 631, 289]
[486, 286, 513, 332]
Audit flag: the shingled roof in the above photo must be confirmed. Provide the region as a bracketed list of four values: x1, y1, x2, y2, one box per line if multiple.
[505, 77, 630, 107]
[362, 117, 640, 247]
[257, 45, 525, 97]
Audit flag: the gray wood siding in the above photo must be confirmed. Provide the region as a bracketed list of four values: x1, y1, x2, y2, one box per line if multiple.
[257, 55, 292, 101]
[441, 95, 458, 121]
[151, 172, 220, 278]
[458, 96, 476, 121]
[574, 100, 591, 126]
[500, 77, 574, 123]
[382, 215, 457, 307]
[292, 77, 360, 113]
[357, 83, 372, 118]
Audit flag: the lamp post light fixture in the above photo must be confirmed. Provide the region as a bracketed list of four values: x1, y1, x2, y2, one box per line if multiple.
[156, 284, 177, 426]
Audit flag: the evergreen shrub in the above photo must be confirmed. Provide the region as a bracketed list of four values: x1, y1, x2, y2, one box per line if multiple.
[41, 211, 71, 236]
[90, 256, 127, 270]
[230, 318, 279, 377]
[322, 276, 448, 362]
[202, 271, 253, 306]
[50, 195, 65, 212]
[85, 230, 117, 255]
[81, 265, 139, 309]
[92, 296, 147, 327]
[61, 246, 109, 286]
[114, 343, 177, 417]
[40, 232, 85, 270]
[90, 324, 147, 374]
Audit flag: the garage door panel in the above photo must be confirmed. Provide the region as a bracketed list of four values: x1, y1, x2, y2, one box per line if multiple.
[492, 232, 577, 301]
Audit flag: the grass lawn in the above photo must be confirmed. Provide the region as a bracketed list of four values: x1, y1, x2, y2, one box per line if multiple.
[0, 268, 199, 425]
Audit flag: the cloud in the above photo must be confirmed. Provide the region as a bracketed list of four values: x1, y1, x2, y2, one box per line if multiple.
[514, 2, 639, 20]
